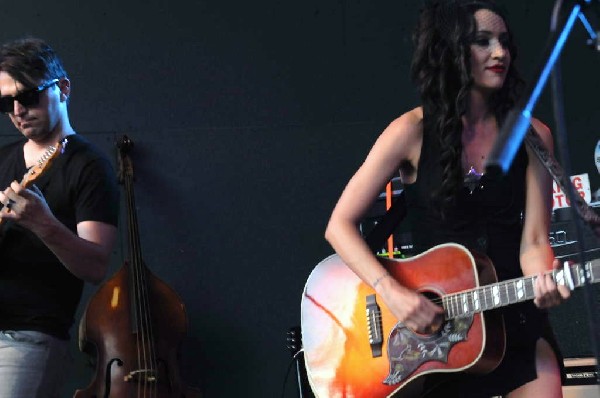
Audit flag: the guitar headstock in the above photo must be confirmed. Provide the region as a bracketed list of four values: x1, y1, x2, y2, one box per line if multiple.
[22, 137, 67, 188]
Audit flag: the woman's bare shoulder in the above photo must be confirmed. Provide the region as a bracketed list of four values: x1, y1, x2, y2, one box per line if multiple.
[385, 106, 424, 142]
[377, 107, 423, 180]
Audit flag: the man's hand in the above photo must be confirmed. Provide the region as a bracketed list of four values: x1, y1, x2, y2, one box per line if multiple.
[0, 181, 56, 236]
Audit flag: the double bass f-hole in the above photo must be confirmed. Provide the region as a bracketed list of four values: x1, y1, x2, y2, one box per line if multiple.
[75, 135, 201, 397]
[103, 359, 123, 398]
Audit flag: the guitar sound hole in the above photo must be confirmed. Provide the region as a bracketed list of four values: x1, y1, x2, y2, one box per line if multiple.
[419, 290, 444, 335]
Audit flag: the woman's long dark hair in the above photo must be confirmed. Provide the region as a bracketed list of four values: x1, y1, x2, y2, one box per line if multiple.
[410, 0, 524, 214]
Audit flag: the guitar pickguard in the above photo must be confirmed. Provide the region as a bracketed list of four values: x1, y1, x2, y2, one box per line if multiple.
[383, 315, 473, 385]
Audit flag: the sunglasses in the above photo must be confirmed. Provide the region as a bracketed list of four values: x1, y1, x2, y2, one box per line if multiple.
[0, 79, 60, 114]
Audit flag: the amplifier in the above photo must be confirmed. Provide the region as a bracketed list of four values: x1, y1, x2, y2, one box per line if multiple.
[550, 202, 600, 259]
[362, 183, 600, 259]
[563, 358, 600, 398]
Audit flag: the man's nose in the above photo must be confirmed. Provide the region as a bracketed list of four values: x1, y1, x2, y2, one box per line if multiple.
[12, 100, 27, 116]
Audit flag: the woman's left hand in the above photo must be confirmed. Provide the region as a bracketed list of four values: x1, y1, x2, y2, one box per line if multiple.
[533, 259, 571, 309]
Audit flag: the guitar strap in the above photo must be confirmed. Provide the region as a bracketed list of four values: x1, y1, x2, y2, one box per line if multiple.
[365, 127, 600, 252]
[524, 128, 600, 236]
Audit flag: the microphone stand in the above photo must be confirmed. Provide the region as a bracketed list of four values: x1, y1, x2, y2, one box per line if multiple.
[485, 0, 600, 382]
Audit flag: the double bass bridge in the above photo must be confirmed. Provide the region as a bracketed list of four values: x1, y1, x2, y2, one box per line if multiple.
[124, 368, 157, 383]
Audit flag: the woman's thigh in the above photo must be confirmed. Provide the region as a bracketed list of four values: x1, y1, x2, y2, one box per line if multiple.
[507, 338, 563, 398]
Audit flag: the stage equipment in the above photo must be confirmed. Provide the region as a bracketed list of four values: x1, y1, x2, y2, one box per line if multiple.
[562, 358, 600, 397]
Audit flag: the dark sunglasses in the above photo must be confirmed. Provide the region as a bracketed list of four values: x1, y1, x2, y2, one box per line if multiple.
[0, 79, 60, 114]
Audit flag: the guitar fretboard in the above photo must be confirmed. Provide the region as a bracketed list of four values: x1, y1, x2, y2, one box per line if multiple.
[443, 259, 600, 319]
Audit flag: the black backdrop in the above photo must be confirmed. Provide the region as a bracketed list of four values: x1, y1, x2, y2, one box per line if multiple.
[0, 1, 599, 397]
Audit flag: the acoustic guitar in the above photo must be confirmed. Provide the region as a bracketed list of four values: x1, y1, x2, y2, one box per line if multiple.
[300, 243, 599, 398]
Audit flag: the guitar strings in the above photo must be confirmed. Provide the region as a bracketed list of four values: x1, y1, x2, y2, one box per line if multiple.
[368, 261, 598, 327]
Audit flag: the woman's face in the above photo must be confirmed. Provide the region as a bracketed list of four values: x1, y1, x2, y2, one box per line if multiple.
[470, 9, 511, 93]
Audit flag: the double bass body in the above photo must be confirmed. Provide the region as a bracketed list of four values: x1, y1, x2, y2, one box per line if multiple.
[75, 136, 200, 398]
[76, 265, 195, 398]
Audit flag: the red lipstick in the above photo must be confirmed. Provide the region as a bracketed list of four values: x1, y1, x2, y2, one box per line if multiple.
[486, 65, 506, 73]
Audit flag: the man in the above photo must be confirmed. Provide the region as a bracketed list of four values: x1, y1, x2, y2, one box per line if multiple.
[0, 37, 119, 397]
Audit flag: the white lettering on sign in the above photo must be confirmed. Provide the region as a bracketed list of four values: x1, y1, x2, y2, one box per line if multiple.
[552, 173, 591, 210]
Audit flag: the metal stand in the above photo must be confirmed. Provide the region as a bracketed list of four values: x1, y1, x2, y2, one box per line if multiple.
[486, 0, 600, 382]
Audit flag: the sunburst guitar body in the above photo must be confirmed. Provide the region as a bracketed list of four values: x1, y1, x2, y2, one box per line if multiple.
[301, 243, 599, 397]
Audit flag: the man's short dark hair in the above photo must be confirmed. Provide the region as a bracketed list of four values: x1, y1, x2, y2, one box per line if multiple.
[0, 37, 68, 89]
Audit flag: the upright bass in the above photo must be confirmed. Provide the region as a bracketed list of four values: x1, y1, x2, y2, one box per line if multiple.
[75, 135, 201, 398]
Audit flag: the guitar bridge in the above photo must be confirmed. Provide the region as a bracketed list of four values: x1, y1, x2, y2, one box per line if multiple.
[366, 294, 383, 357]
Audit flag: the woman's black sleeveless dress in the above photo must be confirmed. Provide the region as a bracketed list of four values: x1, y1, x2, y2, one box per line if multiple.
[402, 124, 563, 397]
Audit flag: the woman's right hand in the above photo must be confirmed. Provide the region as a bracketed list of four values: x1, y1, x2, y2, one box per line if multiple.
[376, 276, 445, 334]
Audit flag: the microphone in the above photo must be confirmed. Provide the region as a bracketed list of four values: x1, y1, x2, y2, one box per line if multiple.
[485, 108, 531, 177]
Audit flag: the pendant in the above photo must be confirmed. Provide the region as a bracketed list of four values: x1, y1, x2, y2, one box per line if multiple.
[464, 166, 483, 194]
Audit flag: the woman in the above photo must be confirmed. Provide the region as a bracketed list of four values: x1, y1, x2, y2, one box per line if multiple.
[324, 1, 571, 397]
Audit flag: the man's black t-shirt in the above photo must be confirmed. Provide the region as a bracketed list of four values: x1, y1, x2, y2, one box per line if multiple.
[0, 134, 119, 339]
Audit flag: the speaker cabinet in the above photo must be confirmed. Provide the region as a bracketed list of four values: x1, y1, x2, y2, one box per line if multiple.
[563, 358, 600, 398]
[549, 285, 600, 396]
[549, 282, 600, 359]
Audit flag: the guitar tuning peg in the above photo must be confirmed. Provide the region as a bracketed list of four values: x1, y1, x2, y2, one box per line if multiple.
[286, 326, 302, 356]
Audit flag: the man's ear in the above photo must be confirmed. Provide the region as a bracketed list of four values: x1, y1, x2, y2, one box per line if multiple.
[58, 78, 71, 101]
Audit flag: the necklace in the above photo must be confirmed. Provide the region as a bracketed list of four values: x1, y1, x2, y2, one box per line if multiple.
[462, 120, 495, 194]
[463, 150, 485, 194]
[464, 166, 484, 194]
